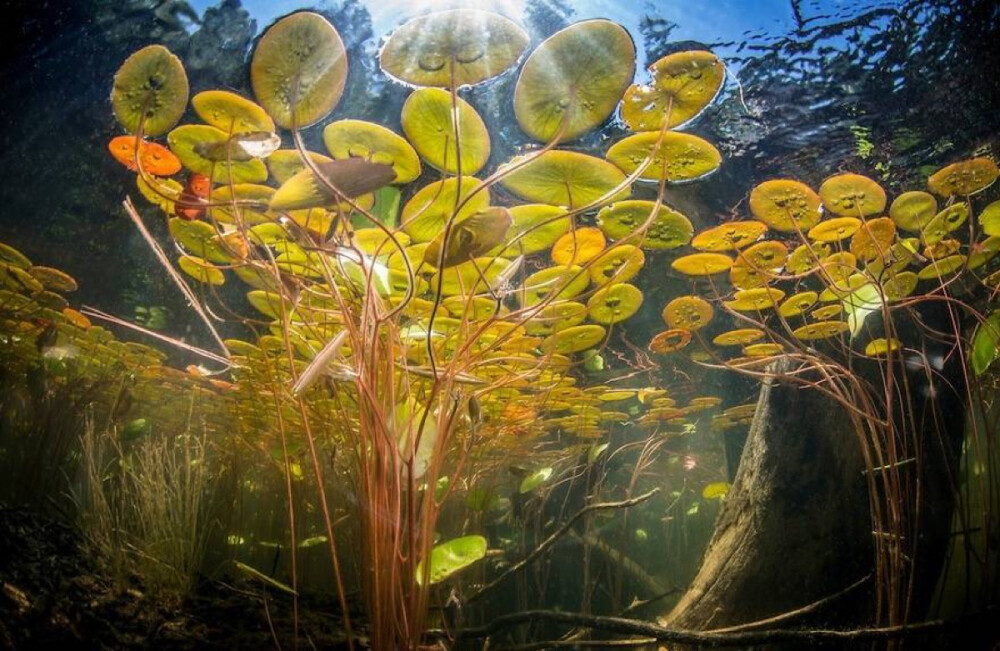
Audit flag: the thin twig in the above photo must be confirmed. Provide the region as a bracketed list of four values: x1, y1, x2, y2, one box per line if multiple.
[467, 488, 660, 604]
[453, 606, 997, 645]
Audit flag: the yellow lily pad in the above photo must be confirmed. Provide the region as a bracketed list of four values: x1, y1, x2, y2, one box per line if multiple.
[540, 324, 607, 354]
[671, 252, 733, 275]
[168, 124, 268, 184]
[778, 291, 818, 318]
[192, 90, 274, 134]
[269, 158, 395, 211]
[921, 203, 969, 246]
[621, 50, 724, 131]
[513, 19, 635, 142]
[178, 255, 225, 286]
[791, 321, 849, 340]
[786, 242, 831, 274]
[916, 254, 966, 280]
[807, 216, 862, 242]
[748, 179, 823, 232]
[849, 217, 896, 262]
[818, 173, 886, 216]
[606, 131, 721, 183]
[111, 45, 188, 136]
[401, 88, 490, 175]
[927, 157, 999, 197]
[521, 265, 590, 306]
[662, 295, 713, 331]
[28, 266, 77, 293]
[724, 287, 785, 311]
[524, 301, 588, 336]
[978, 200, 1000, 237]
[551, 227, 606, 265]
[323, 119, 421, 184]
[588, 245, 645, 285]
[864, 338, 902, 357]
[691, 221, 767, 251]
[713, 328, 764, 346]
[250, 12, 347, 129]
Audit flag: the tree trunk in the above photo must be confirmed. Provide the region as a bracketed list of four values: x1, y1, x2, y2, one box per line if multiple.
[663, 347, 967, 632]
[663, 359, 875, 630]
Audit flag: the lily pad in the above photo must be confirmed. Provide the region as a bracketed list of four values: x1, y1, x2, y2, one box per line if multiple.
[168, 124, 268, 184]
[927, 157, 999, 197]
[379, 9, 528, 88]
[597, 200, 693, 249]
[401, 177, 490, 242]
[401, 88, 490, 175]
[818, 173, 886, 217]
[748, 179, 822, 232]
[587, 283, 642, 324]
[498, 150, 629, 208]
[606, 131, 721, 183]
[251, 12, 348, 129]
[621, 50, 724, 131]
[192, 90, 275, 134]
[513, 19, 635, 142]
[323, 119, 421, 184]
[111, 45, 188, 136]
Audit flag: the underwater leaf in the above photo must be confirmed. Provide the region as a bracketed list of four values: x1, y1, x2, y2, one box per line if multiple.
[587, 442, 609, 465]
[415, 535, 487, 586]
[251, 12, 348, 130]
[380, 9, 528, 88]
[518, 467, 553, 493]
[111, 45, 189, 136]
[513, 19, 635, 142]
[702, 482, 730, 500]
[971, 313, 1000, 376]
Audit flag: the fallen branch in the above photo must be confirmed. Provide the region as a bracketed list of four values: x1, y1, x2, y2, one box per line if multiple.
[466, 488, 660, 604]
[452, 607, 997, 646]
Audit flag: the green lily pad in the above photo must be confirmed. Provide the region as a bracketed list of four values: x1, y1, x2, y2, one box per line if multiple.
[401, 177, 490, 242]
[167, 124, 268, 184]
[513, 19, 635, 142]
[111, 45, 188, 136]
[401, 88, 490, 175]
[251, 12, 348, 129]
[416, 535, 487, 585]
[498, 150, 629, 208]
[379, 9, 528, 88]
[323, 119, 421, 184]
[266, 149, 334, 184]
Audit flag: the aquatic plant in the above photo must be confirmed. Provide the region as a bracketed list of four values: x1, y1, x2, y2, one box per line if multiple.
[82, 4, 1000, 648]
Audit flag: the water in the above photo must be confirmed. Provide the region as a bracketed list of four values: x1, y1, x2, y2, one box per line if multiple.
[0, 1, 998, 648]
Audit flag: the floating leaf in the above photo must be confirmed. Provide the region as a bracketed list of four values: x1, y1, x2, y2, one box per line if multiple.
[513, 20, 635, 142]
[251, 12, 348, 129]
[498, 151, 628, 209]
[380, 9, 528, 88]
[401, 88, 490, 175]
[111, 45, 188, 136]
[324, 119, 421, 184]
[972, 313, 1000, 376]
[621, 50, 724, 131]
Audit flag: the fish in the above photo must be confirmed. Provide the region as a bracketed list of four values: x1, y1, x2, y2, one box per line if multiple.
[194, 131, 281, 162]
[176, 172, 211, 220]
[315, 158, 397, 199]
[423, 207, 513, 268]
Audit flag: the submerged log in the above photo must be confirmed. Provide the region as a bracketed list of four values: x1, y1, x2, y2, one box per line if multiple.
[663, 358, 875, 630]
[663, 346, 967, 631]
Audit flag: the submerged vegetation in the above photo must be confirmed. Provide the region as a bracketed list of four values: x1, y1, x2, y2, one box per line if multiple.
[1, 2, 999, 649]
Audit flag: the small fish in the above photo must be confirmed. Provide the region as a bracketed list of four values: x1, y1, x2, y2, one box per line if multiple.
[194, 132, 281, 162]
[316, 158, 397, 199]
[176, 172, 211, 220]
[292, 330, 352, 396]
[423, 207, 513, 268]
